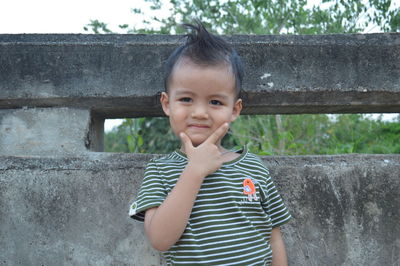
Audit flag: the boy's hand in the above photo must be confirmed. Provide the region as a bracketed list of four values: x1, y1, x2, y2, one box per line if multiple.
[180, 123, 229, 178]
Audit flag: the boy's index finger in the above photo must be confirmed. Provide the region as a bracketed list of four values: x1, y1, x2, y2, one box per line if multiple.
[205, 123, 229, 145]
[180, 132, 194, 152]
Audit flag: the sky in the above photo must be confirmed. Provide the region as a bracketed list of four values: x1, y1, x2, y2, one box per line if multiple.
[1, 0, 398, 131]
[0, 0, 153, 34]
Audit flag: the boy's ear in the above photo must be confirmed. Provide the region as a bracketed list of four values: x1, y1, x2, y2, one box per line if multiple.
[230, 98, 242, 122]
[160, 92, 170, 116]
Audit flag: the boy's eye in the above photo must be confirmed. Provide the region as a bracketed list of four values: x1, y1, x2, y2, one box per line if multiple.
[179, 97, 192, 103]
[210, 100, 223, 105]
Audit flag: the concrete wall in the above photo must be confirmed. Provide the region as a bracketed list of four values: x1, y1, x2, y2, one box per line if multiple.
[1, 33, 399, 117]
[1, 152, 399, 265]
[0, 33, 399, 265]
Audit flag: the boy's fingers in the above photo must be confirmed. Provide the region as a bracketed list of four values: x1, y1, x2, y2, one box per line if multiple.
[205, 123, 229, 145]
[179, 132, 193, 150]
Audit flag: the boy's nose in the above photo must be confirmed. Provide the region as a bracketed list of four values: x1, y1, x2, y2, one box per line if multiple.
[191, 104, 209, 119]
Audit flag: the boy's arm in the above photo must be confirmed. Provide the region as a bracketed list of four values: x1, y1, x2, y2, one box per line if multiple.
[270, 227, 288, 266]
[144, 123, 229, 251]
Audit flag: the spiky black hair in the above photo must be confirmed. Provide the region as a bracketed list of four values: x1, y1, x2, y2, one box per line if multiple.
[163, 21, 243, 97]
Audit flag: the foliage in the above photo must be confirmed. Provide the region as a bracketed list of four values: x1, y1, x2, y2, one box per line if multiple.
[83, 20, 113, 34]
[139, 0, 399, 34]
[234, 114, 400, 154]
[84, 0, 400, 34]
[105, 114, 400, 154]
[99, 0, 400, 155]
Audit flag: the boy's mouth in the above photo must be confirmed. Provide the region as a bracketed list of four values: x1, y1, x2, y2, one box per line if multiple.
[188, 124, 210, 129]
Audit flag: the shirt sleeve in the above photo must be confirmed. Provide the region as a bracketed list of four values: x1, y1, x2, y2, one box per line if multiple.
[129, 159, 167, 222]
[260, 172, 291, 228]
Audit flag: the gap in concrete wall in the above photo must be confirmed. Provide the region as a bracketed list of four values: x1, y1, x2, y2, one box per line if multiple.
[102, 113, 400, 155]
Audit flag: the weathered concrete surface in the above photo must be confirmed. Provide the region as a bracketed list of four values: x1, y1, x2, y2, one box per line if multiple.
[0, 33, 399, 266]
[0, 153, 399, 265]
[0, 153, 164, 265]
[0, 108, 91, 156]
[1, 33, 399, 117]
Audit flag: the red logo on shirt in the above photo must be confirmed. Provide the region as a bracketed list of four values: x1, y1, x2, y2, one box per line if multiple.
[243, 178, 258, 201]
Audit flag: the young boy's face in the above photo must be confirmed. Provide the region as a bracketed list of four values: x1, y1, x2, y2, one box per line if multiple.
[161, 59, 242, 148]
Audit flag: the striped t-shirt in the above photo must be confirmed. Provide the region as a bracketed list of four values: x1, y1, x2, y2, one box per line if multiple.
[130, 147, 291, 265]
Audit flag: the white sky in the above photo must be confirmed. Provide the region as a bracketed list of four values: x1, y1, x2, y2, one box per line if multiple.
[0, 0, 152, 34]
[0, 0, 398, 131]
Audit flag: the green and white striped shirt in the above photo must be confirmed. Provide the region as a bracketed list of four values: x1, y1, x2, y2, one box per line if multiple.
[130, 147, 291, 265]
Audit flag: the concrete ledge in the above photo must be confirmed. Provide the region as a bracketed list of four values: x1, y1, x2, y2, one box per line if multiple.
[1, 33, 399, 117]
[1, 153, 399, 265]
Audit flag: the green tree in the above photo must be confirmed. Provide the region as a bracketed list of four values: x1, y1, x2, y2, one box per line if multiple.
[138, 0, 399, 34]
[100, 0, 400, 154]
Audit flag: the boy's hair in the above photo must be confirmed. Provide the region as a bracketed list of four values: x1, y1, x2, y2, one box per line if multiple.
[163, 21, 244, 97]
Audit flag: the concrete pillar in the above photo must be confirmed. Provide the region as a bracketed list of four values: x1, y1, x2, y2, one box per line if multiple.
[0, 107, 93, 156]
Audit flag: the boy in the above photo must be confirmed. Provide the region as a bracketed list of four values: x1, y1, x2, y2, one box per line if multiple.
[130, 22, 291, 265]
